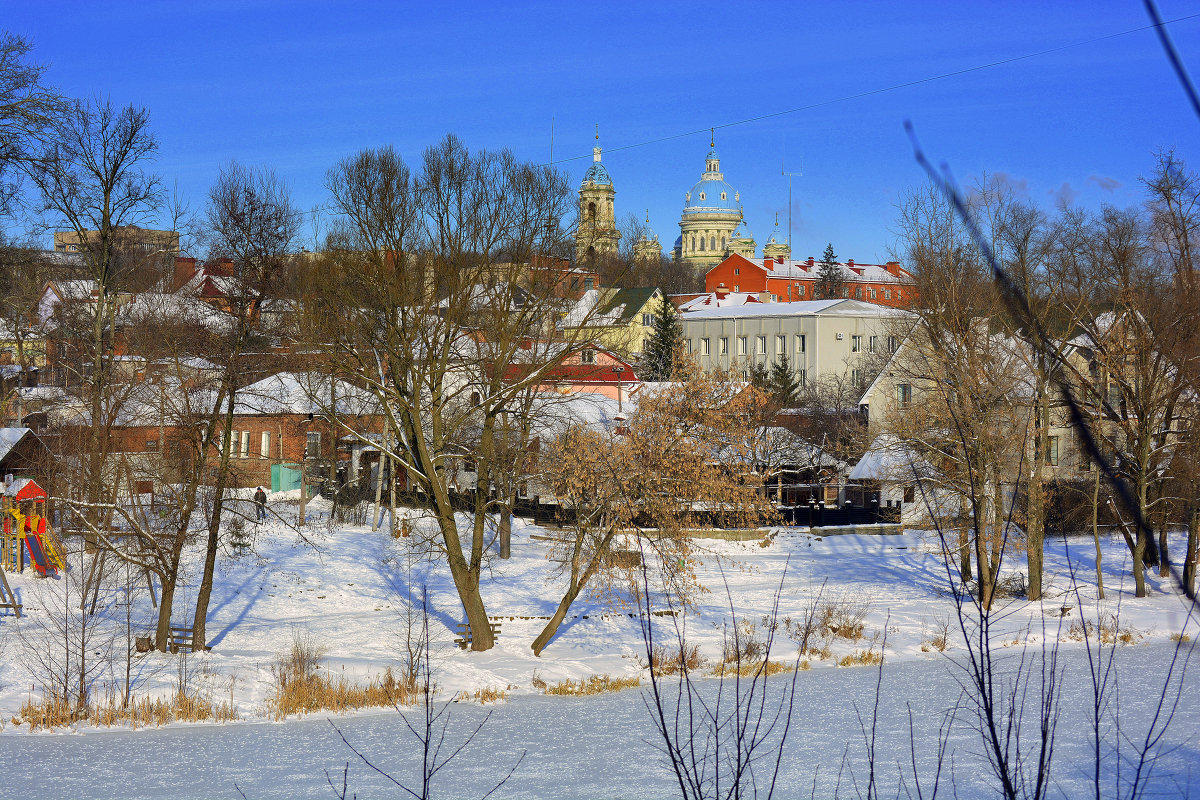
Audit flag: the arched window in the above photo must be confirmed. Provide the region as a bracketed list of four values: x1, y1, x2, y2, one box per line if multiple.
[690, 236, 696, 251]
[699, 237, 706, 251]
[587, 202, 596, 223]
[710, 236, 716, 250]
[721, 236, 726, 249]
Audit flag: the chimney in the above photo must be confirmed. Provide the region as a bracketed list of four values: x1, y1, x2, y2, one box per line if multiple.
[806, 256, 814, 268]
[173, 256, 197, 291]
[775, 255, 784, 264]
[847, 259, 854, 267]
[885, 260, 902, 277]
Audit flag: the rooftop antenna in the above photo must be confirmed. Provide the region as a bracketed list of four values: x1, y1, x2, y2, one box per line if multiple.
[782, 157, 803, 249]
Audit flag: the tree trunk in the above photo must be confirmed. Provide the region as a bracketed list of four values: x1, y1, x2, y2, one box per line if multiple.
[532, 584, 580, 656]
[1092, 468, 1104, 600]
[1026, 399, 1047, 601]
[959, 526, 972, 582]
[1158, 523, 1170, 579]
[1184, 507, 1199, 597]
[156, 571, 177, 652]
[499, 501, 512, 560]
[192, 391, 238, 650]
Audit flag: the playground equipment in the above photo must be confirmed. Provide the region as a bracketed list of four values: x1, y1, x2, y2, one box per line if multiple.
[1, 478, 65, 579]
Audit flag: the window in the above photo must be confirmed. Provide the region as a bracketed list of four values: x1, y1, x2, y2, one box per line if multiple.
[570, 277, 578, 291]
[1046, 435, 1060, 466]
[710, 236, 716, 250]
[797, 368, 807, 385]
[700, 338, 710, 356]
[796, 334, 806, 353]
[776, 335, 786, 355]
[756, 335, 767, 355]
[582, 348, 596, 364]
[895, 290, 903, 300]
[734, 267, 739, 275]
[771, 294, 778, 302]
[720, 236, 726, 248]
[897, 383, 912, 408]
[737, 336, 747, 356]
[587, 202, 596, 223]
[869, 336, 878, 353]
[842, 287, 850, 298]
[699, 237, 706, 251]
[691, 236, 696, 251]
[583, 277, 594, 291]
[903, 485, 915, 504]
[797, 285, 805, 297]
[719, 337, 728, 355]
[261, 431, 271, 458]
[1107, 383, 1121, 408]
[305, 431, 321, 459]
[228, 430, 240, 456]
[733, 285, 740, 292]
[855, 286, 863, 299]
[145, 439, 158, 452]
[887, 335, 898, 353]
[642, 313, 655, 326]
[469, 391, 481, 406]
[884, 289, 892, 300]
[851, 368, 863, 386]
[240, 431, 250, 458]
[851, 335, 863, 353]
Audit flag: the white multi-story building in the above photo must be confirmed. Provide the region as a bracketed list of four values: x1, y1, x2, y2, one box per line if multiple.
[681, 299, 910, 385]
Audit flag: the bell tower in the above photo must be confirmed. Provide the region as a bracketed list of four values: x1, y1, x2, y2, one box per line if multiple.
[575, 127, 620, 265]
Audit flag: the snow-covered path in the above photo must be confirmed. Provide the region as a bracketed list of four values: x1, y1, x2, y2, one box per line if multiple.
[2, 641, 1196, 799]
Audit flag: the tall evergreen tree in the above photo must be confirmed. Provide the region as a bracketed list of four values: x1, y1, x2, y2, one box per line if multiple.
[769, 354, 801, 406]
[641, 292, 683, 381]
[815, 242, 844, 300]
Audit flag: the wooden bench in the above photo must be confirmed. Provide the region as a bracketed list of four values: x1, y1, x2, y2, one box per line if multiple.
[169, 625, 195, 653]
[454, 618, 502, 649]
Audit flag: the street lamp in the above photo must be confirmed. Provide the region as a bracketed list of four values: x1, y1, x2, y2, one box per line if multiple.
[613, 365, 625, 413]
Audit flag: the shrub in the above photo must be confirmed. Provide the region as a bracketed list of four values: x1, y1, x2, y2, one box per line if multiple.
[643, 643, 704, 676]
[544, 674, 640, 696]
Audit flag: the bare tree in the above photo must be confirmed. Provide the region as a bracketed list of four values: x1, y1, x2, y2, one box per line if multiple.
[192, 161, 301, 649]
[307, 136, 616, 651]
[0, 31, 62, 219]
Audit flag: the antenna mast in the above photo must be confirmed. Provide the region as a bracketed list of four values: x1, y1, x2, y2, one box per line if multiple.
[782, 157, 803, 252]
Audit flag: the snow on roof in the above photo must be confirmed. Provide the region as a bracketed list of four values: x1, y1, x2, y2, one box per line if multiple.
[0, 428, 32, 462]
[233, 372, 379, 417]
[849, 434, 933, 481]
[682, 298, 910, 321]
[678, 291, 763, 312]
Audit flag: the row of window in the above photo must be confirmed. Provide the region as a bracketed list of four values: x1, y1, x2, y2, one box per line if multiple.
[689, 234, 726, 253]
[850, 335, 899, 354]
[697, 334, 807, 358]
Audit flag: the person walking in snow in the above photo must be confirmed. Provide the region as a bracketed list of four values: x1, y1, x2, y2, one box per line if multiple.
[254, 486, 267, 522]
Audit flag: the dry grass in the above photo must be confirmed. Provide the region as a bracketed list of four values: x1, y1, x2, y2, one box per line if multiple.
[269, 634, 417, 719]
[270, 665, 417, 720]
[921, 616, 953, 653]
[823, 592, 871, 641]
[544, 674, 641, 696]
[1169, 632, 1191, 643]
[1067, 614, 1140, 646]
[838, 648, 884, 668]
[710, 659, 793, 678]
[16, 690, 238, 731]
[643, 643, 705, 676]
[455, 686, 510, 704]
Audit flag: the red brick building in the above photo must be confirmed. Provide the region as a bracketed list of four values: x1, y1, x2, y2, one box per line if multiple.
[704, 253, 915, 308]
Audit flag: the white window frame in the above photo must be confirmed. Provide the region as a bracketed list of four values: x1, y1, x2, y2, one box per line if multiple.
[700, 338, 710, 356]
[737, 336, 747, 356]
[756, 335, 767, 355]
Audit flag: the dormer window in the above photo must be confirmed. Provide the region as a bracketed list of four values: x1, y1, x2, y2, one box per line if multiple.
[699, 192, 706, 201]
[720, 192, 727, 200]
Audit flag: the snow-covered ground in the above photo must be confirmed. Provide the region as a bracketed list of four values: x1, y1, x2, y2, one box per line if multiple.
[0, 494, 1197, 798]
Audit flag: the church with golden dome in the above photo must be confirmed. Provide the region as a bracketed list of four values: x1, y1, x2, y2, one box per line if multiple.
[572, 134, 789, 271]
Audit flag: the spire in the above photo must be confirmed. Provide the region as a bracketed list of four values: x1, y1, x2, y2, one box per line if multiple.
[710, 127, 715, 148]
[645, 208, 650, 224]
[593, 124, 601, 162]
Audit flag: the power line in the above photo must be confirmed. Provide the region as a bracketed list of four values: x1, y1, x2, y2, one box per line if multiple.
[548, 11, 1200, 166]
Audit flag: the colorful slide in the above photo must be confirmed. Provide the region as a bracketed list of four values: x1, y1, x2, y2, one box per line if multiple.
[23, 533, 53, 577]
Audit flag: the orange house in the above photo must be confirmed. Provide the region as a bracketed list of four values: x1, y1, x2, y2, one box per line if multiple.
[705, 253, 915, 308]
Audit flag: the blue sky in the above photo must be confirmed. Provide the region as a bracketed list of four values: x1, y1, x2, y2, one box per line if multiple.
[6, 1, 1200, 263]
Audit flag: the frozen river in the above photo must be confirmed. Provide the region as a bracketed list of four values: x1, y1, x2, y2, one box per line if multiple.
[3, 642, 1197, 799]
